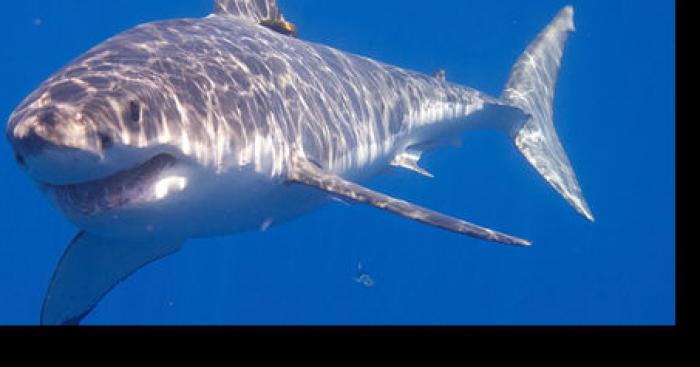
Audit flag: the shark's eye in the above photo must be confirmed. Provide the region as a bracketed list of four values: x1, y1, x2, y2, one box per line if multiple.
[129, 101, 141, 122]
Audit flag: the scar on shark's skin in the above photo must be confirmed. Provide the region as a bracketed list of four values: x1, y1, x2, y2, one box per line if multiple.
[7, 0, 592, 324]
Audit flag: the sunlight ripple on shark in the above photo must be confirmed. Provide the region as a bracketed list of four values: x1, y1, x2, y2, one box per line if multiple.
[6, 0, 592, 325]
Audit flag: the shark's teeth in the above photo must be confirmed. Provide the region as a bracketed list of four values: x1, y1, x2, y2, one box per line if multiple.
[44, 153, 176, 215]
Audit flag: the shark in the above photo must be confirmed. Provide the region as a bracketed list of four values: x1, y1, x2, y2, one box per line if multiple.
[6, 0, 593, 325]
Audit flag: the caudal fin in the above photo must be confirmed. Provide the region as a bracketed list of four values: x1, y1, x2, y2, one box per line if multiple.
[502, 6, 594, 221]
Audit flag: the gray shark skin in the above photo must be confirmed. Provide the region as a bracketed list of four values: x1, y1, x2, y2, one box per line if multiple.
[6, 0, 592, 325]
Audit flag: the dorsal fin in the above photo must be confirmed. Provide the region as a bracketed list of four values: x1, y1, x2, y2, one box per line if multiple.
[212, 0, 297, 37]
[213, 0, 282, 22]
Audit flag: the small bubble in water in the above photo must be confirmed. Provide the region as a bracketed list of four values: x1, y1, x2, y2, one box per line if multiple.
[354, 263, 374, 288]
[33, 18, 42, 26]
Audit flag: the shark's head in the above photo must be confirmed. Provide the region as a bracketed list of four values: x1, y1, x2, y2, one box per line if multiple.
[6, 36, 202, 229]
[6, 19, 294, 239]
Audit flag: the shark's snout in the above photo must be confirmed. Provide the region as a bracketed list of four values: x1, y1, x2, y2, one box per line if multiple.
[11, 141, 104, 186]
[11, 109, 65, 156]
[8, 108, 106, 185]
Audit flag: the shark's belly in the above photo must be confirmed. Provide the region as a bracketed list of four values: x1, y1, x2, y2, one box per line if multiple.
[65, 160, 347, 240]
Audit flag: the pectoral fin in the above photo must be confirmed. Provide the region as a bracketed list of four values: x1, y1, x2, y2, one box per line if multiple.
[41, 231, 183, 325]
[287, 159, 531, 247]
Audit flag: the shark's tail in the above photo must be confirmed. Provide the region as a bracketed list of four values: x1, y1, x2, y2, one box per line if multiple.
[502, 6, 594, 221]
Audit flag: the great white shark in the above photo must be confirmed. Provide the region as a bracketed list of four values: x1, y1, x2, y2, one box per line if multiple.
[6, 0, 593, 325]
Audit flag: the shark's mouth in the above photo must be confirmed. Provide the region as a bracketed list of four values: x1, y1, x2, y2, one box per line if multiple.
[42, 153, 177, 216]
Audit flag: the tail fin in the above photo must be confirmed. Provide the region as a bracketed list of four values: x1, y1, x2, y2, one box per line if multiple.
[502, 6, 594, 221]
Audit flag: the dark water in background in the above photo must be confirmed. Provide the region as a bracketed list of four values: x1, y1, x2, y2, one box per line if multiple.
[0, 0, 675, 325]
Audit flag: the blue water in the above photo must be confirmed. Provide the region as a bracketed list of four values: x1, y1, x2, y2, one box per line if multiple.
[0, 0, 675, 325]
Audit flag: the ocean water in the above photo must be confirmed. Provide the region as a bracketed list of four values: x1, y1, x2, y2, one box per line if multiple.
[0, 0, 675, 325]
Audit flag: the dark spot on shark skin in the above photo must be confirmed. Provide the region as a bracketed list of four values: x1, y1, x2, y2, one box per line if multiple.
[50, 81, 87, 103]
[64, 67, 89, 78]
[284, 85, 298, 100]
[230, 69, 251, 90]
[90, 65, 114, 73]
[185, 79, 208, 112]
[82, 76, 111, 90]
[167, 75, 187, 96]
[39, 107, 61, 127]
[292, 61, 312, 83]
[103, 44, 150, 63]
[204, 64, 231, 85]
[183, 40, 211, 56]
[241, 55, 270, 77]
[153, 59, 179, 75]
[217, 89, 238, 113]
[265, 56, 287, 75]
[240, 38, 263, 53]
